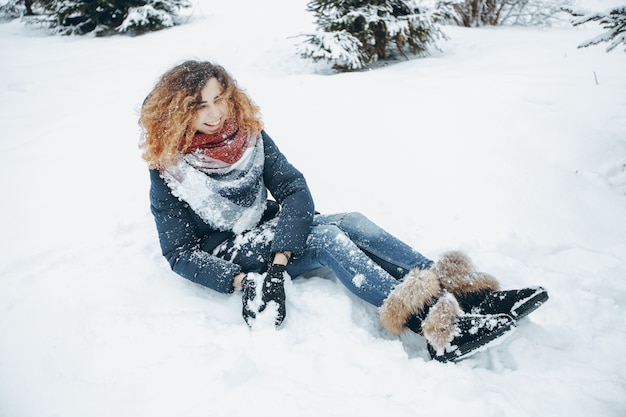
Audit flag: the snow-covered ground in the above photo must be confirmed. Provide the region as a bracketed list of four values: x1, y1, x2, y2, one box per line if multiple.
[1, 1, 625, 416]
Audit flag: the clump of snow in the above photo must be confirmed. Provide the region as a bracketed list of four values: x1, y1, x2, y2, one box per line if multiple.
[117, 5, 175, 33]
[1, 1, 625, 417]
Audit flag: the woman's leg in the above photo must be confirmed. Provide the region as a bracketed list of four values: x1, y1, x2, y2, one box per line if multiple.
[288, 213, 433, 307]
[288, 223, 400, 306]
[315, 212, 433, 278]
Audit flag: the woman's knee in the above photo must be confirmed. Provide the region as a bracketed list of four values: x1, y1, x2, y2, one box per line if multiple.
[337, 212, 380, 235]
[308, 224, 349, 248]
[342, 212, 369, 224]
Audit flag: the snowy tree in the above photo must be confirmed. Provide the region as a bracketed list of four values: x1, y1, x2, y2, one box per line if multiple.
[444, 0, 573, 27]
[298, 30, 370, 71]
[298, 0, 450, 71]
[27, 0, 190, 36]
[0, 0, 36, 18]
[566, 6, 626, 53]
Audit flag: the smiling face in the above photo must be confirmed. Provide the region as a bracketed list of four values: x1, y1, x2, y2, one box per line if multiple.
[192, 77, 229, 134]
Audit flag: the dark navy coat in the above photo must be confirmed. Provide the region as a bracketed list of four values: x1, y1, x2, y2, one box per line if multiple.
[149, 131, 315, 293]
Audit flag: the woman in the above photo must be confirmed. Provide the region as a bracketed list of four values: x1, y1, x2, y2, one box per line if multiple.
[139, 60, 548, 362]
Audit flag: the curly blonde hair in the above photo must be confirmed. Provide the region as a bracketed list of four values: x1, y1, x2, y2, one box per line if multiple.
[139, 60, 263, 168]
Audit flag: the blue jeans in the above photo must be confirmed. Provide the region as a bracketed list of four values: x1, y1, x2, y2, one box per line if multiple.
[213, 212, 433, 307]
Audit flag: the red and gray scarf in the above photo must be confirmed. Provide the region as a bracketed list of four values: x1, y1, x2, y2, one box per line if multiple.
[184, 120, 259, 172]
[161, 122, 267, 234]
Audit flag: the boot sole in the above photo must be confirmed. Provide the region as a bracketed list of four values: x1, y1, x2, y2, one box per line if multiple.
[511, 287, 549, 320]
[430, 317, 516, 363]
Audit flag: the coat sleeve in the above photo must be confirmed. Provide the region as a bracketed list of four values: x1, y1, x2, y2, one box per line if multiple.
[149, 169, 241, 293]
[261, 131, 315, 256]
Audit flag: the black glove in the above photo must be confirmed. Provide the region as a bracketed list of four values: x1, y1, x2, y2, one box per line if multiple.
[241, 274, 261, 327]
[259, 264, 287, 326]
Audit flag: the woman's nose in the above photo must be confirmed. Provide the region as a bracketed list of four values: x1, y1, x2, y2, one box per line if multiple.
[204, 104, 218, 116]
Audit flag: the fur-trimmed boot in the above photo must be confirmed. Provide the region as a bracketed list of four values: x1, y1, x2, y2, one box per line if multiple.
[379, 268, 515, 363]
[433, 251, 549, 320]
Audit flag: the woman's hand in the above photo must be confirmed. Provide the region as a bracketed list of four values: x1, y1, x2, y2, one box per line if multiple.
[241, 274, 260, 327]
[261, 264, 287, 326]
[239, 252, 290, 327]
[240, 266, 287, 327]
[233, 251, 289, 290]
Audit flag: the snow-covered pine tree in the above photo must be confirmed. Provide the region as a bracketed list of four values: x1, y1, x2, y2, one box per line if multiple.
[298, 0, 450, 71]
[445, 0, 573, 27]
[566, 6, 626, 52]
[33, 0, 190, 36]
[0, 0, 35, 19]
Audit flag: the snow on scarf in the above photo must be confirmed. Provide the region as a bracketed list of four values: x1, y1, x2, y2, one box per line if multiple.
[161, 127, 266, 234]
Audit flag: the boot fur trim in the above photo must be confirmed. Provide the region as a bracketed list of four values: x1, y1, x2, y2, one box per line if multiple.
[379, 268, 441, 335]
[421, 293, 463, 351]
[434, 251, 500, 295]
